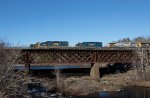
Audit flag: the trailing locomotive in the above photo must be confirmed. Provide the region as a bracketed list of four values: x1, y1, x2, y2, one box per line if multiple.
[30, 41, 69, 48]
[76, 42, 103, 47]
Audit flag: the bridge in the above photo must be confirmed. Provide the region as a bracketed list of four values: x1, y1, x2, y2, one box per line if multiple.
[17, 47, 150, 78]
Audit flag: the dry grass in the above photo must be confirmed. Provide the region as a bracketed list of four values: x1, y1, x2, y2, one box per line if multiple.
[61, 77, 99, 96]
[51, 69, 100, 96]
[130, 81, 150, 87]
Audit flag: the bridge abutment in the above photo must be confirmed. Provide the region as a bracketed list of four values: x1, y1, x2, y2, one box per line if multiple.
[90, 63, 100, 79]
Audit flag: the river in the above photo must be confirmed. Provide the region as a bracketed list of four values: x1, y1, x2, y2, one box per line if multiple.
[28, 85, 150, 98]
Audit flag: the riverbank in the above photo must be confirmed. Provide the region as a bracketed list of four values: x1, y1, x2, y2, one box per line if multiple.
[24, 69, 150, 97]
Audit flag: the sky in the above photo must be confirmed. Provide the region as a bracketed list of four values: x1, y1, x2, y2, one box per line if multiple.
[0, 0, 150, 46]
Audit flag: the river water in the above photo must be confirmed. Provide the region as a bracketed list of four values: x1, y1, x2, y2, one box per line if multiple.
[28, 85, 150, 98]
[76, 86, 150, 98]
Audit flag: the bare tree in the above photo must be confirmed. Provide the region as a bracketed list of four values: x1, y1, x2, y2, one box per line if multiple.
[134, 48, 150, 81]
[117, 37, 131, 43]
[133, 36, 147, 43]
[115, 36, 150, 43]
[0, 40, 29, 98]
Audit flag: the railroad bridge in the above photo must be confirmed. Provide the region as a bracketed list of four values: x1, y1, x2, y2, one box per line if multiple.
[17, 47, 150, 78]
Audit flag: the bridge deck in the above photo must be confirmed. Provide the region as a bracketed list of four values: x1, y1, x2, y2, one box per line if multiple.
[21, 47, 140, 51]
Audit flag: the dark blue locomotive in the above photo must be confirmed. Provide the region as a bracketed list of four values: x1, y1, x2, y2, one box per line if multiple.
[76, 42, 103, 47]
[30, 41, 69, 48]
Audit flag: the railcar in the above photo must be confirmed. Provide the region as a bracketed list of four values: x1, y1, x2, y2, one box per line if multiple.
[108, 42, 150, 47]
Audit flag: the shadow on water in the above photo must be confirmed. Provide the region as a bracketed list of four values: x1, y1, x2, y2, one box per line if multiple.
[15, 63, 132, 78]
[16, 63, 131, 78]
[30, 68, 113, 78]
[30, 68, 91, 78]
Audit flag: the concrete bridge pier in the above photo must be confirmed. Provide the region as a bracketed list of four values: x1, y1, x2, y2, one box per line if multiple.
[25, 51, 30, 76]
[90, 63, 100, 79]
[25, 63, 30, 76]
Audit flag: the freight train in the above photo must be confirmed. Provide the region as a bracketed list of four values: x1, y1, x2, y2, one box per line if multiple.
[30, 41, 150, 48]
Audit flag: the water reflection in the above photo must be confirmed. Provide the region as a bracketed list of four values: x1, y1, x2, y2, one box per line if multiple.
[123, 86, 150, 98]
[73, 86, 150, 98]
[99, 91, 109, 98]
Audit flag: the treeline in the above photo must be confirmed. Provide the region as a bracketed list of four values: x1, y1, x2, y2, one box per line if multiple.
[115, 36, 150, 43]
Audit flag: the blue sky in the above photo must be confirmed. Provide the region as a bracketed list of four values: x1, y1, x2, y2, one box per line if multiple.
[0, 0, 150, 46]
